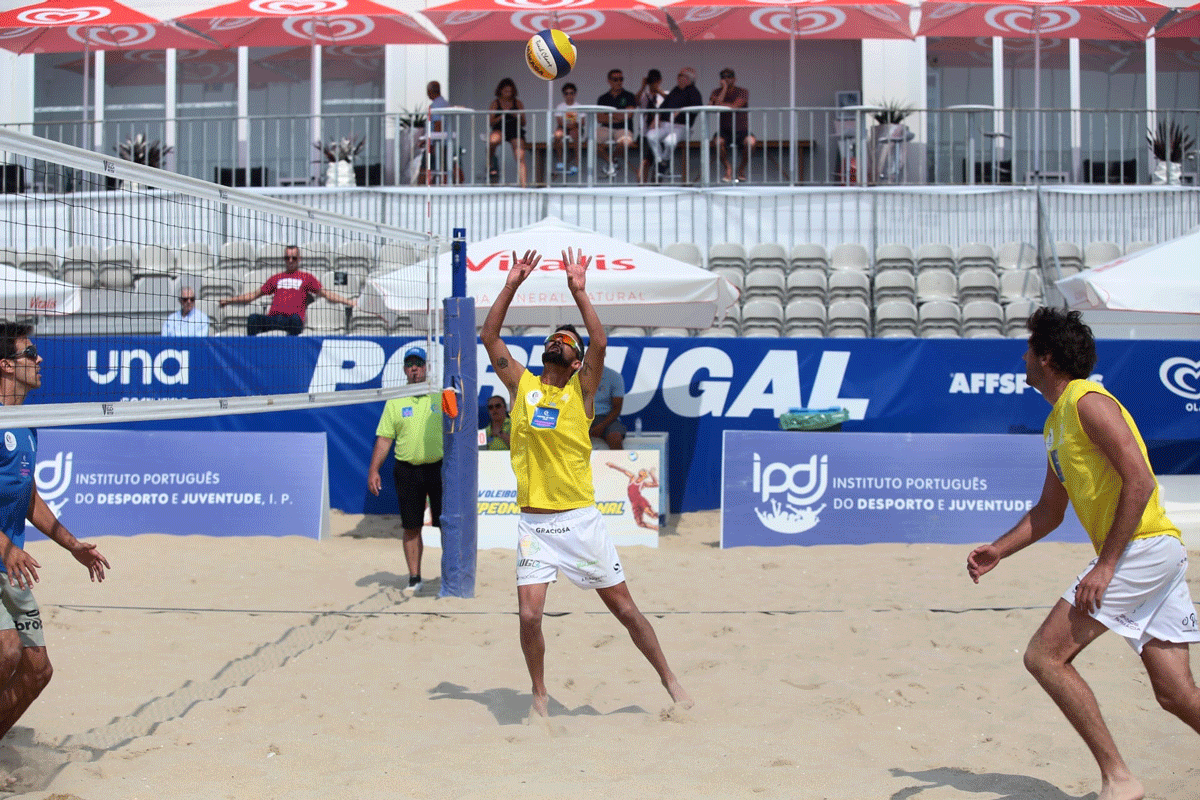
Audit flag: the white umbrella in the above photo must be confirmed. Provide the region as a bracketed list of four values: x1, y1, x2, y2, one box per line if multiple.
[1056, 231, 1200, 315]
[361, 217, 739, 329]
[0, 263, 81, 316]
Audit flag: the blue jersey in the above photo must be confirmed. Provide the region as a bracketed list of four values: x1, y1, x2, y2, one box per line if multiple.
[0, 427, 36, 560]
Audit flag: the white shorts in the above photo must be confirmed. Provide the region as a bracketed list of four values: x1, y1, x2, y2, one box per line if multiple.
[1063, 535, 1200, 654]
[516, 506, 624, 590]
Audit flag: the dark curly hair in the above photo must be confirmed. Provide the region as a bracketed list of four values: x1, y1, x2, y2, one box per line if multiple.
[0, 322, 32, 361]
[1025, 306, 1096, 379]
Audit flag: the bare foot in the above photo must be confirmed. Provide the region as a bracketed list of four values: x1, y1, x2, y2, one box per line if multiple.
[1098, 776, 1144, 800]
[664, 676, 694, 709]
[530, 693, 549, 718]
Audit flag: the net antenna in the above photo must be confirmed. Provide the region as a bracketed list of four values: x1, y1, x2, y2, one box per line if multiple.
[0, 127, 440, 428]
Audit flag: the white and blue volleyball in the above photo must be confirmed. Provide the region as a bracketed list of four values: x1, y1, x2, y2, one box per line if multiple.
[526, 29, 577, 81]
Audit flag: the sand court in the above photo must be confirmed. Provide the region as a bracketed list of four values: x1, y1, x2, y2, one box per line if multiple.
[1, 509, 1196, 799]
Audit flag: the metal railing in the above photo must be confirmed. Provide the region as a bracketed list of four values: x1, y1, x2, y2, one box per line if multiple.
[8, 106, 1200, 189]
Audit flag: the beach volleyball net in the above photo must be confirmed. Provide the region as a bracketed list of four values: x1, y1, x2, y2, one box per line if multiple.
[0, 128, 439, 427]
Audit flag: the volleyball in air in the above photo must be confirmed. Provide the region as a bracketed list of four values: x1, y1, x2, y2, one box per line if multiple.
[526, 29, 576, 81]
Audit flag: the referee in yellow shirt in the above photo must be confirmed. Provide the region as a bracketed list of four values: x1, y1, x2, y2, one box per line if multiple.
[367, 346, 443, 595]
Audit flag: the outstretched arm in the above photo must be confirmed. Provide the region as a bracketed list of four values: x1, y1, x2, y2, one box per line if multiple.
[219, 287, 264, 307]
[563, 248, 606, 398]
[606, 462, 633, 477]
[967, 461, 1067, 583]
[480, 250, 541, 396]
[25, 484, 109, 583]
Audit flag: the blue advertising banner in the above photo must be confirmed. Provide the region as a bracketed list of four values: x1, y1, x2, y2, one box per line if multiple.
[32, 430, 329, 540]
[720, 431, 1088, 547]
[25, 337, 1200, 515]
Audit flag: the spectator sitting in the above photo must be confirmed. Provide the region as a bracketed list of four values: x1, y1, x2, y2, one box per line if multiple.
[487, 78, 527, 188]
[480, 395, 511, 450]
[709, 67, 757, 183]
[641, 66, 702, 182]
[552, 83, 585, 175]
[595, 68, 637, 178]
[219, 244, 356, 336]
[161, 286, 210, 336]
[590, 363, 626, 449]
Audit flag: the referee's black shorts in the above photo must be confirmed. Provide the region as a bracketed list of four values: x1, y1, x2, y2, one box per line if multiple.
[392, 459, 442, 531]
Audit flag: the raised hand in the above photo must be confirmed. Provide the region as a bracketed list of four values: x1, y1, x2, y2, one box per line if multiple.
[562, 247, 590, 294]
[506, 249, 541, 290]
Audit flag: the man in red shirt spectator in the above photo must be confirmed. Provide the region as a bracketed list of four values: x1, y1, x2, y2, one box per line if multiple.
[220, 245, 357, 335]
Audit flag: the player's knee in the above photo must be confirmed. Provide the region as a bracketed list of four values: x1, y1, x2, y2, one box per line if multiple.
[1022, 643, 1049, 679]
[0, 636, 21, 678]
[1152, 682, 1199, 718]
[518, 605, 543, 628]
[16, 649, 52, 693]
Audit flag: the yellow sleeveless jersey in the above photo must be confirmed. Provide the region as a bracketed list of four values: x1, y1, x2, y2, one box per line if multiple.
[1044, 379, 1179, 553]
[509, 370, 595, 510]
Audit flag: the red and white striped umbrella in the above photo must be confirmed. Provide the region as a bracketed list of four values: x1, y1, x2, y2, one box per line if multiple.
[177, 0, 444, 47]
[421, 0, 676, 42]
[662, 0, 915, 41]
[917, 0, 1171, 40]
[0, 0, 215, 53]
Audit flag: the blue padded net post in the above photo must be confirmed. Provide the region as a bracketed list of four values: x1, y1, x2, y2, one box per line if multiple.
[439, 228, 477, 598]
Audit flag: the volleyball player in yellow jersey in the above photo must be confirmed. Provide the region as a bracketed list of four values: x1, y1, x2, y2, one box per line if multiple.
[480, 247, 693, 718]
[968, 307, 1199, 800]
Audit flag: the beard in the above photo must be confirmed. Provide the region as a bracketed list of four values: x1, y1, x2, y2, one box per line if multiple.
[541, 348, 573, 368]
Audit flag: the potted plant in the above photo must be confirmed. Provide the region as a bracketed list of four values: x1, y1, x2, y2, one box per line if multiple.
[116, 133, 173, 168]
[315, 135, 365, 187]
[870, 100, 915, 183]
[1147, 120, 1194, 185]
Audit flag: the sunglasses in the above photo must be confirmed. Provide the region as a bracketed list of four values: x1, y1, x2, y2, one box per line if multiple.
[609, 76, 624, 82]
[285, 255, 300, 262]
[486, 402, 505, 410]
[179, 296, 195, 303]
[544, 331, 582, 354]
[4, 344, 37, 361]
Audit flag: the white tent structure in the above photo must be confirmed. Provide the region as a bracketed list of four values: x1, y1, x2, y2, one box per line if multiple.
[361, 217, 739, 329]
[0, 264, 80, 317]
[1056, 232, 1200, 315]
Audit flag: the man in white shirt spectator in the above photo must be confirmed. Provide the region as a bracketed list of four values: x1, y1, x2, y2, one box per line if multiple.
[161, 287, 210, 336]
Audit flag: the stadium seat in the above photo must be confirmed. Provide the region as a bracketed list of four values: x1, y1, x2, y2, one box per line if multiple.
[664, 242, 703, 266]
[829, 243, 869, 273]
[873, 300, 919, 338]
[300, 241, 336, 272]
[872, 270, 915, 304]
[18, 246, 59, 277]
[635, 242, 660, 253]
[608, 326, 648, 337]
[915, 268, 957, 304]
[785, 268, 827, 303]
[997, 241, 1036, 271]
[955, 242, 998, 272]
[826, 299, 871, 338]
[743, 265, 786, 302]
[200, 272, 240, 301]
[98, 245, 137, 289]
[1083, 241, 1120, 269]
[337, 241, 377, 274]
[961, 300, 1005, 338]
[349, 309, 389, 334]
[1125, 241, 1154, 255]
[1052, 241, 1084, 273]
[0, 246, 18, 267]
[789, 243, 829, 272]
[999, 269, 1043, 304]
[649, 327, 690, 337]
[708, 242, 748, 274]
[61, 245, 99, 287]
[783, 299, 826, 337]
[695, 326, 737, 338]
[304, 299, 348, 333]
[242, 267, 274, 294]
[197, 298, 223, 332]
[918, 300, 961, 338]
[1004, 299, 1037, 337]
[177, 242, 216, 272]
[873, 243, 915, 274]
[255, 242, 289, 271]
[827, 270, 870, 304]
[136, 244, 176, 278]
[957, 267, 1000, 303]
[218, 240, 256, 272]
[378, 242, 425, 270]
[711, 265, 744, 293]
[915, 243, 956, 274]
[709, 304, 740, 335]
[740, 298, 784, 336]
[324, 266, 364, 298]
[748, 242, 788, 272]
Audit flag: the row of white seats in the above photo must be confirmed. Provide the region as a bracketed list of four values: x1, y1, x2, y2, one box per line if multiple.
[2, 240, 439, 281]
[726, 266, 1045, 307]
[645, 239, 1147, 274]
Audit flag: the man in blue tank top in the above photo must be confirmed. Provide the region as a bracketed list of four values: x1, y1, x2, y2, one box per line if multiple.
[0, 323, 110, 743]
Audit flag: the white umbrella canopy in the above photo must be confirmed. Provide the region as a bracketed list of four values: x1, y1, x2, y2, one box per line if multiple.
[361, 217, 739, 329]
[0, 263, 81, 316]
[1056, 231, 1200, 315]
